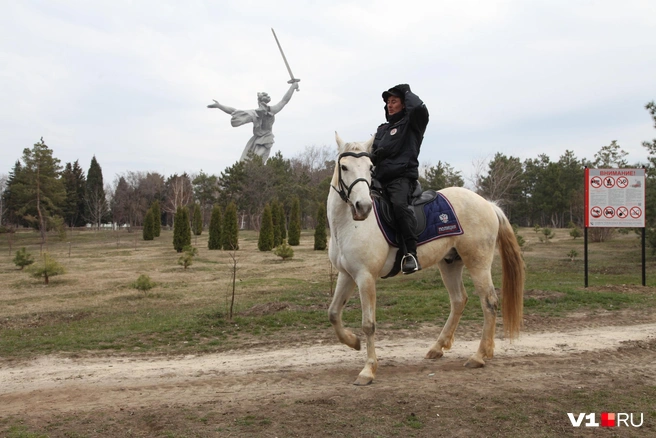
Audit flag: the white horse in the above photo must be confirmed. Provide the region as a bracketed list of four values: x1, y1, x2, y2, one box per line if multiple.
[328, 133, 524, 385]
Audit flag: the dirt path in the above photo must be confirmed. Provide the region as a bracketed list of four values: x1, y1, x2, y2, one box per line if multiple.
[2, 322, 655, 422]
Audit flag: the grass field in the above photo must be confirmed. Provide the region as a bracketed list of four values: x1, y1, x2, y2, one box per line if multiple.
[1, 226, 654, 361]
[2, 226, 656, 438]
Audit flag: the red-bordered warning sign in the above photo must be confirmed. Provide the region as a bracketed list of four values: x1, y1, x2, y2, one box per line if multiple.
[590, 206, 602, 218]
[591, 176, 602, 188]
[585, 168, 645, 227]
[603, 176, 615, 188]
[630, 206, 642, 219]
[617, 176, 629, 188]
[603, 206, 615, 218]
[617, 206, 628, 218]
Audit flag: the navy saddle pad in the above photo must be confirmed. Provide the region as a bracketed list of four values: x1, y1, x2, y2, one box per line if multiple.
[373, 190, 464, 247]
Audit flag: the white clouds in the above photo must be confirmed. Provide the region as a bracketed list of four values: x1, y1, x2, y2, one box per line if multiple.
[1, 0, 655, 183]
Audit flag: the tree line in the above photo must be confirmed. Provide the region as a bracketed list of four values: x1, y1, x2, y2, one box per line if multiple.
[1, 101, 655, 251]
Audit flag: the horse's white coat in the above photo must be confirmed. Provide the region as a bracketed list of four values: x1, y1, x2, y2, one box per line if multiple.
[328, 133, 524, 385]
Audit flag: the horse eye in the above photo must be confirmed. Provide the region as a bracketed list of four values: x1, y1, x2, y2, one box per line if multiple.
[340, 165, 348, 171]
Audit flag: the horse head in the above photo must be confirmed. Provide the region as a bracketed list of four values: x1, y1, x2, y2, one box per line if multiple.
[332, 132, 375, 221]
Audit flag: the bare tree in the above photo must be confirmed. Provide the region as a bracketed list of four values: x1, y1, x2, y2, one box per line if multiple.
[85, 187, 110, 230]
[290, 144, 334, 185]
[471, 153, 523, 206]
[163, 174, 194, 224]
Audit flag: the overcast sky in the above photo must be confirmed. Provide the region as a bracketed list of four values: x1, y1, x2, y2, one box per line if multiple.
[2, 0, 655, 188]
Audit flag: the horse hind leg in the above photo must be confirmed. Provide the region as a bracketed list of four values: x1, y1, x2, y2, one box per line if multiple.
[328, 272, 360, 351]
[425, 256, 468, 360]
[463, 267, 498, 368]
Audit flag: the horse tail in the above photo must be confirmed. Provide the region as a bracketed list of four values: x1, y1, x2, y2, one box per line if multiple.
[491, 203, 524, 340]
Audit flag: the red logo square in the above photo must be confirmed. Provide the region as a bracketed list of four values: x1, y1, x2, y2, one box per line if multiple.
[601, 412, 615, 427]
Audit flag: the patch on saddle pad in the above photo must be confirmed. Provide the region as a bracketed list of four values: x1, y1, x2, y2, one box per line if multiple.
[373, 192, 464, 247]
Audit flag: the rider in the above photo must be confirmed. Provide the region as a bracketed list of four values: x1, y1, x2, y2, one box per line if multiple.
[371, 83, 429, 274]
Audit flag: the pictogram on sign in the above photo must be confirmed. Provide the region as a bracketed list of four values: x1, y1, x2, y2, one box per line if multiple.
[617, 206, 628, 218]
[603, 176, 615, 188]
[603, 207, 615, 218]
[590, 206, 602, 218]
[617, 177, 629, 188]
[590, 176, 602, 188]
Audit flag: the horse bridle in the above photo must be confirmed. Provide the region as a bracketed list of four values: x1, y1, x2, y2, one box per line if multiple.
[331, 151, 372, 203]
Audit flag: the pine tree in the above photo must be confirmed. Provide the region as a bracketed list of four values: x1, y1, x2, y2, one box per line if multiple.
[271, 201, 282, 247]
[182, 206, 192, 248]
[278, 202, 287, 242]
[288, 196, 301, 246]
[143, 208, 155, 241]
[178, 245, 198, 269]
[314, 203, 327, 250]
[19, 138, 66, 243]
[192, 203, 203, 235]
[208, 204, 223, 250]
[13, 247, 34, 270]
[173, 207, 183, 252]
[29, 253, 65, 285]
[258, 204, 275, 251]
[2, 160, 26, 227]
[85, 156, 108, 228]
[173, 206, 191, 252]
[274, 241, 294, 260]
[61, 160, 87, 227]
[222, 201, 239, 250]
[151, 199, 162, 237]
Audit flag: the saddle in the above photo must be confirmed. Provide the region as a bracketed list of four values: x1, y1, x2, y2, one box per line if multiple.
[371, 179, 438, 237]
[371, 180, 464, 278]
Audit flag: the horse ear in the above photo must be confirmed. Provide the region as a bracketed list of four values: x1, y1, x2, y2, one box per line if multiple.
[363, 135, 375, 152]
[335, 131, 345, 151]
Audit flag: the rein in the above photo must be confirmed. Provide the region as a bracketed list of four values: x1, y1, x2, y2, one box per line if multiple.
[331, 151, 372, 204]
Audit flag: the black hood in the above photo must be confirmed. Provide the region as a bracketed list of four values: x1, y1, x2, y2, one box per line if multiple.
[382, 86, 405, 103]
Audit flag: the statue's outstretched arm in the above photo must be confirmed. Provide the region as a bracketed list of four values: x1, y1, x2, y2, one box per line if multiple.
[269, 82, 299, 114]
[207, 99, 237, 114]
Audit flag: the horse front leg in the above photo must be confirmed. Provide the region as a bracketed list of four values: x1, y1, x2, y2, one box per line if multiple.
[328, 272, 360, 351]
[353, 273, 377, 386]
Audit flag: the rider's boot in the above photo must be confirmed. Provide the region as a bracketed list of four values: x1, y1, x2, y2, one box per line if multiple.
[402, 238, 421, 274]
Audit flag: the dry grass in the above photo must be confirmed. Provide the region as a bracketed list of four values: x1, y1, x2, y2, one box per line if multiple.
[0, 228, 332, 318]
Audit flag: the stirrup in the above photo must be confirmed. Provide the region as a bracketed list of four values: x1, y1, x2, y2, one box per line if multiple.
[401, 253, 420, 274]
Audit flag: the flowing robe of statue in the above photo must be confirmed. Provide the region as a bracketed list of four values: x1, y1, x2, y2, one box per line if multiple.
[230, 108, 276, 162]
[207, 82, 298, 162]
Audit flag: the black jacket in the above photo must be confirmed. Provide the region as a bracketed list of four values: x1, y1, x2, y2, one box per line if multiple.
[371, 88, 429, 183]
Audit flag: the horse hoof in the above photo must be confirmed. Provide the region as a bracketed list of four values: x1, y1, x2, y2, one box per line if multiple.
[464, 358, 485, 368]
[353, 375, 374, 386]
[425, 349, 444, 360]
[352, 336, 361, 351]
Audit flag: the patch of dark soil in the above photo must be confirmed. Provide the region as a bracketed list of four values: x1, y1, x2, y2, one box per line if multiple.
[0, 311, 93, 329]
[240, 301, 294, 316]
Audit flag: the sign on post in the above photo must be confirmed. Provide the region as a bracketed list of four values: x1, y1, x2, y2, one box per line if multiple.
[585, 168, 645, 228]
[584, 168, 647, 287]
